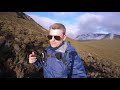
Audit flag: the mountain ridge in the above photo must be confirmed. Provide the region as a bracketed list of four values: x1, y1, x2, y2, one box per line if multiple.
[75, 33, 120, 41]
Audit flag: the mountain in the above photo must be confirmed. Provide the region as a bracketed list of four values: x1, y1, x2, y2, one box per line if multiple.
[75, 33, 120, 41]
[0, 12, 49, 78]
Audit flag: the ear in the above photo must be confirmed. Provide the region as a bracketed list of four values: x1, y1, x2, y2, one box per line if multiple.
[63, 34, 67, 41]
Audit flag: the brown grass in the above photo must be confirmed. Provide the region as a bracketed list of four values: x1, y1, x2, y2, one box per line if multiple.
[72, 39, 120, 65]
[66, 38, 120, 77]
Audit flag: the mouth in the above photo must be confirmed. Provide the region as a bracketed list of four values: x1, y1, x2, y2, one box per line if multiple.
[51, 42, 56, 45]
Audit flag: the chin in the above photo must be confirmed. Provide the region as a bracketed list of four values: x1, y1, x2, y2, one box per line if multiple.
[51, 44, 59, 48]
[51, 45, 57, 48]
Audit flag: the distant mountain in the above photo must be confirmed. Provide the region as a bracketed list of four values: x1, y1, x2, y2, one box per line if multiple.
[75, 33, 120, 41]
[0, 12, 49, 78]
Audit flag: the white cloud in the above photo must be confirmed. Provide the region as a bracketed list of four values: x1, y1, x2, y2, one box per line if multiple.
[65, 23, 80, 39]
[29, 15, 56, 30]
[76, 13, 103, 34]
[28, 14, 77, 39]
[100, 12, 120, 34]
[28, 12, 120, 39]
[76, 12, 120, 35]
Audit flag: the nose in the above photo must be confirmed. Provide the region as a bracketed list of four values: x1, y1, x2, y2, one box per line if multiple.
[51, 36, 55, 41]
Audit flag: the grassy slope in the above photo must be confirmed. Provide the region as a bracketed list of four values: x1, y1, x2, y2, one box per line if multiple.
[0, 12, 49, 78]
[66, 38, 120, 65]
[1, 12, 120, 77]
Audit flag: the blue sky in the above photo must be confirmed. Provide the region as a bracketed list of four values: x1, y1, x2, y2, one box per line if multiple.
[25, 12, 120, 39]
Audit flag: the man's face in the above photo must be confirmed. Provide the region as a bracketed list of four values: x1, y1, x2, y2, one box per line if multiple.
[48, 29, 66, 48]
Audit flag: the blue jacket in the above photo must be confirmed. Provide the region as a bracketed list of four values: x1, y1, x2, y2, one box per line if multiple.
[33, 41, 87, 78]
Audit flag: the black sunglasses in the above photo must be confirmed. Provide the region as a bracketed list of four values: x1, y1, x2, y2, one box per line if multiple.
[47, 35, 61, 41]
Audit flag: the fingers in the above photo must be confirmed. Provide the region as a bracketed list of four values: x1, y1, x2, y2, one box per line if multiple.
[29, 54, 34, 57]
[32, 51, 35, 55]
[29, 54, 32, 57]
[29, 57, 37, 63]
[29, 54, 37, 63]
[30, 56, 37, 60]
[29, 51, 36, 57]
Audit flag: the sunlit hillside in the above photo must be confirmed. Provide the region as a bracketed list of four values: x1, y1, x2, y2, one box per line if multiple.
[67, 38, 120, 77]
[71, 39, 120, 65]
[1, 12, 120, 78]
[0, 12, 49, 78]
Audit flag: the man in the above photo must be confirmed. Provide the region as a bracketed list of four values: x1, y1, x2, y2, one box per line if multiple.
[29, 23, 87, 78]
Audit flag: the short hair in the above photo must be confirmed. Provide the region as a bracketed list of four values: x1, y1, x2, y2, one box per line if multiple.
[49, 23, 66, 35]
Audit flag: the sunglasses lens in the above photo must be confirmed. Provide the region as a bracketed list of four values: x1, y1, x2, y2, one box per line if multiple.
[47, 35, 52, 40]
[54, 36, 61, 40]
[47, 35, 61, 41]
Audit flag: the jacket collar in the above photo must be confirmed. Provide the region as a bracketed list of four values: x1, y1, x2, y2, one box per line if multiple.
[48, 41, 67, 53]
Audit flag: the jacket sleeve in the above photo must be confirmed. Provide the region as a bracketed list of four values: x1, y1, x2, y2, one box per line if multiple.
[33, 49, 47, 68]
[33, 59, 43, 68]
[70, 51, 87, 78]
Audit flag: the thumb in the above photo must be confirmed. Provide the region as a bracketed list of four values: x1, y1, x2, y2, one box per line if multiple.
[32, 51, 35, 55]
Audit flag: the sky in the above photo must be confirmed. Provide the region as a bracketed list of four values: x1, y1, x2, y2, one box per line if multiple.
[25, 12, 120, 39]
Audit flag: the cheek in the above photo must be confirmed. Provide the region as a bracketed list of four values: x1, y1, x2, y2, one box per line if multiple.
[56, 41, 62, 44]
[50, 40, 62, 46]
[50, 40, 61, 44]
